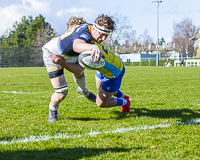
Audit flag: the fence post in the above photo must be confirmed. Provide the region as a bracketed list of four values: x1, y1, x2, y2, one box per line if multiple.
[148, 58, 150, 66]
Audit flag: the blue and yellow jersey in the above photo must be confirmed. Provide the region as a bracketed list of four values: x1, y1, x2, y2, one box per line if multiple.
[95, 43, 124, 79]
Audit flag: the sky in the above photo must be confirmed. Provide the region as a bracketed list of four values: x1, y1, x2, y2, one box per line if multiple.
[0, 0, 199, 44]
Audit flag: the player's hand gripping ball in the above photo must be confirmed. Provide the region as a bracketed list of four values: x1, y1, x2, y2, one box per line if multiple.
[78, 51, 105, 70]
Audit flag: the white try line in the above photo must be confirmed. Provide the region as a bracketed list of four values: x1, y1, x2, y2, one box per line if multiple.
[1, 119, 199, 145]
[2, 91, 37, 94]
[0, 119, 200, 145]
[0, 124, 171, 145]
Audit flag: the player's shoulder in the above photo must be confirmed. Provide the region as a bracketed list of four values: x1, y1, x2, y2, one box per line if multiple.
[75, 23, 93, 42]
[76, 23, 92, 32]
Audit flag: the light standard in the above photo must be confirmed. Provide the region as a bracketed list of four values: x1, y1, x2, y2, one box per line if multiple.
[152, 1, 162, 66]
[185, 36, 195, 59]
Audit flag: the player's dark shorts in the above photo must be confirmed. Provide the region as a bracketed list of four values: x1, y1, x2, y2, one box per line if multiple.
[95, 68, 125, 92]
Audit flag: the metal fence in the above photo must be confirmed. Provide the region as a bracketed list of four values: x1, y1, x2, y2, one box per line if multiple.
[0, 46, 196, 67]
[0, 46, 44, 67]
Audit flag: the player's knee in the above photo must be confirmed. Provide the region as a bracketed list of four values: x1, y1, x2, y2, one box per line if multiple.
[78, 68, 85, 75]
[54, 84, 68, 101]
[74, 69, 85, 78]
[58, 92, 68, 101]
[52, 91, 68, 102]
[96, 100, 106, 108]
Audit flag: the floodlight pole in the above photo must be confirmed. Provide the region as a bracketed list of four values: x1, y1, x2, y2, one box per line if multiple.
[185, 36, 195, 59]
[152, 1, 162, 66]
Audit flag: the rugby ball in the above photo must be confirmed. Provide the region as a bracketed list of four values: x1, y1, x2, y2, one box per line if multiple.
[78, 51, 105, 70]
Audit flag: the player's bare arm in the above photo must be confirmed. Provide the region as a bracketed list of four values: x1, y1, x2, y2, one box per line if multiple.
[73, 39, 104, 62]
[50, 53, 84, 75]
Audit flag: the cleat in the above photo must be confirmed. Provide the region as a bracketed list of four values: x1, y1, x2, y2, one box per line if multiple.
[87, 92, 96, 102]
[48, 109, 58, 122]
[76, 88, 96, 102]
[124, 95, 130, 100]
[122, 98, 130, 113]
[124, 95, 131, 107]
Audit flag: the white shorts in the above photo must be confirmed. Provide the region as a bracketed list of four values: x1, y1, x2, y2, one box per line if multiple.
[42, 47, 78, 68]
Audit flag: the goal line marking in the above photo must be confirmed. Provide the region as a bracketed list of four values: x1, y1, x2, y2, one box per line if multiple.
[0, 123, 175, 145]
[1, 119, 199, 145]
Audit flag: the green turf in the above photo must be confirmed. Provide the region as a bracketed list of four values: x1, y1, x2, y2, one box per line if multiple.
[0, 66, 200, 160]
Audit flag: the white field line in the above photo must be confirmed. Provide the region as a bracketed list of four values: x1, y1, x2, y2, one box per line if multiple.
[78, 95, 85, 98]
[0, 123, 173, 145]
[1, 119, 200, 145]
[2, 91, 37, 94]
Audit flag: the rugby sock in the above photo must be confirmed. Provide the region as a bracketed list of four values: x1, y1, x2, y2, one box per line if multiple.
[73, 74, 86, 91]
[116, 98, 127, 106]
[49, 103, 59, 111]
[73, 74, 90, 96]
[115, 90, 124, 98]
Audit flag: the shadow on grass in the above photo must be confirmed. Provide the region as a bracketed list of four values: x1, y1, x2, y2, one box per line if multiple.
[132, 108, 200, 121]
[65, 108, 200, 122]
[0, 137, 16, 141]
[67, 117, 108, 121]
[67, 113, 130, 121]
[0, 147, 144, 160]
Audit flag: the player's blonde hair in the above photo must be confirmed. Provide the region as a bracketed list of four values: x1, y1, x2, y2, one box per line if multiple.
[66, 16, 86, 29]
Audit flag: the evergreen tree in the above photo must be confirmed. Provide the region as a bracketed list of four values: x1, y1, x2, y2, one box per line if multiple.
[0, 14, 56, 48]
[0, 14, 56, 67]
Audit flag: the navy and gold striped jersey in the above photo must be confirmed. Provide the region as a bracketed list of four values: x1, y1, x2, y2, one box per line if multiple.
[96, 43, 124, 79]
[42, 23, 93, 61]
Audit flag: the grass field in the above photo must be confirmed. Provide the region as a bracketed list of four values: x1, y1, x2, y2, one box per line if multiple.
[0, 66, 200, 160]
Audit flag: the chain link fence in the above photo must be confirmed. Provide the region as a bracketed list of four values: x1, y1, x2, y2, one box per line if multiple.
[0, 46, 196, 67]
[0, 46, 44, 67]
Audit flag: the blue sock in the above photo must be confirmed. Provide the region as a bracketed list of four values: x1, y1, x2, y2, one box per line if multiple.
[116, 98, 125, 106]
[115, 90, 124, 98]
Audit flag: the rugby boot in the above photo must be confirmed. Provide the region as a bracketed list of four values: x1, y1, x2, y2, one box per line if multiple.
[124, 95, 130, 101]
[123, 95, 131, 107]
[76, 87, 96, 102]
[122, 95, 130, 113]
[48, 109, 58, 122]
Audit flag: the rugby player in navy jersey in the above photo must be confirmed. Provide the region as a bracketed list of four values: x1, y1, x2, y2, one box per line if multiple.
[50, 17, 131, 117]
[42, 14, 115, 122]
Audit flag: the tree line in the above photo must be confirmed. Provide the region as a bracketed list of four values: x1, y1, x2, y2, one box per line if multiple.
[0, 14, 56, 67]
[0, 13, 199, 67]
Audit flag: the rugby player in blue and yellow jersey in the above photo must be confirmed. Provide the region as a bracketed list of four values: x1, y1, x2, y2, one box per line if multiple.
[94, 43, 130, 113]
[42, 14, 115, 122]
[50, 17, 131, 116]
